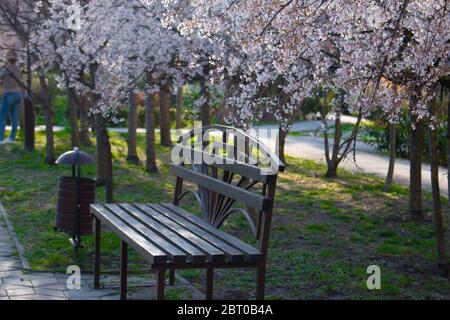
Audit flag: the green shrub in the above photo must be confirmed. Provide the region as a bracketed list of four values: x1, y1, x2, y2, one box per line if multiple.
[365, 109, 448, 166]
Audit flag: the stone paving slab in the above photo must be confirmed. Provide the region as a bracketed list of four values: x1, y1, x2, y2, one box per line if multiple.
[31, 278, 60, 287]
[18, 273, 56, 281]
[1, 278, 33, 287]
[35, 288, 67, 298]
[10, 294, 64, 300]
[6, 287, 36, 297]
[36, 283, 68, 291]
[0, 270, 22, 278]
[0, 253, 15, 258]
[0, 261, 23, 269]
[66, 288, 117, 300]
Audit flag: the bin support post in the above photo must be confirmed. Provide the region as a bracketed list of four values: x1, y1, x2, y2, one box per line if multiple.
[120, 240, 128, 300]
[94, 217, 101, 289]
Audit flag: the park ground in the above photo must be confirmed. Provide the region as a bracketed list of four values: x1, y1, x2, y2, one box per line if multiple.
[0, 129, 449, 299]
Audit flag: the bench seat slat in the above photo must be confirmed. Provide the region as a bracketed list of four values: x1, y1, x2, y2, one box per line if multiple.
[90, 204, 167, 264]
[118, 204, 206, 263]
[144, 204, 248, 263]
[105, 204, 187, 264]
[134, 204, 227, 264]
[161, 203, 261, 262]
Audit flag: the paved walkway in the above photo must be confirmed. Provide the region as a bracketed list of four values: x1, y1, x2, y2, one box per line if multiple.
[0, 204, 203, 300]
[257, 125, 448, 195]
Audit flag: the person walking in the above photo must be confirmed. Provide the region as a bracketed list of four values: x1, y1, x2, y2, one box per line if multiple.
[0, 50, 22, 144]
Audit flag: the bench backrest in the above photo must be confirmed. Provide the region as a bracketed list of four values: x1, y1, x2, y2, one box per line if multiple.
[170, 125, 284, 255]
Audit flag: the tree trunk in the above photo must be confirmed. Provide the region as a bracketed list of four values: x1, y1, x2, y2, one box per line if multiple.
[79, 94, 92, 146]
[325, 114, 342, 178]
[447, 87, 450, 254]
[321, 102, 332, 177]
[18, 97, 25, 138]
[89, 63, 113, 202]
[278, 124, 287, 165]
[37, 67, 55, 164]
[159, 82, 172, 146]
[429, 100, 449, 277]
[95, 114, 114, 202]
[126, 89, 139, 163]
[325, 161, 338, 179]
[145, 91, 158, 173]
[95, 114, 106, 186]
[215, 78, 232, 125]
[384, 85, 399, 191]
[24, 37, 34, 150]
[384, 122, 396, 191]
[200, 76, 210, 126]
[176, 86, 183, 129]
[67, 87, 79, 147]
[409, 94, 424, 221]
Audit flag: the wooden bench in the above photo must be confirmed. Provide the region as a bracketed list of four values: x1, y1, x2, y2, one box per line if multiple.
[91, 125, 284, 300]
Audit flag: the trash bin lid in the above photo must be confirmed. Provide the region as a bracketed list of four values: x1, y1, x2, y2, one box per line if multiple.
[56, 147, 94, 166]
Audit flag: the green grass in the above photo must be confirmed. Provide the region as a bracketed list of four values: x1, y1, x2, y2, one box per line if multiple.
[0, 129, 449, 299]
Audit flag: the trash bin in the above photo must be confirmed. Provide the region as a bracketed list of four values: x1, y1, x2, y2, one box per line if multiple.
[55, 147, 95, 255]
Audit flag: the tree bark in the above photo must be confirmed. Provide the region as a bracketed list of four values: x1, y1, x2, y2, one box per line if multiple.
[384, 85, 399, 191]
[200, 76, 210, 126]
[277, 124, 288, 165]
[320, 93, 343, 179]
[409, 93, 424, 221]
[24, 34, 34, 150]
[126, 89, 139, 163]
[95, 113, 106, 186]
[429, 100, 449, 277]
[95, 113, 113, 202]
[325, 114, 342, 178]
[18, 96, 25, 137]
[37, 67, 55, 164]
[145, 91, 158, 173]
[159, 82, 172, 146]
[79, 94, 92, 146]
[67, 87, 79, 147]
[175, 86, 183, 129]
[89, 63, 113, 202]
[384, 122, 396, 191]
[325, 161, 338, 179]
[447, 86, 450, 254]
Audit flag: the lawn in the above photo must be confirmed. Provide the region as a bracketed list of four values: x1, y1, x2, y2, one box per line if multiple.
[0, 129, 449, 299]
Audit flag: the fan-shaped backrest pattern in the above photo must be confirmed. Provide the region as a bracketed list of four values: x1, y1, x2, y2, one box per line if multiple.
[170, 125, 284, 253]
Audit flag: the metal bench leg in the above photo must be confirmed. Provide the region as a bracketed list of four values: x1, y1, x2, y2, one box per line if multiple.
[94, 217, 101, 289]
[256, 263, 265, 300]
[120, 240, 128, 300]
[206, 267, 214, 300]
[157, 268, 166, 300]
[168, 268, 175, 285]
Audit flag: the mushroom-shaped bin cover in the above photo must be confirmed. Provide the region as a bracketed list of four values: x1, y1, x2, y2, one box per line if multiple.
[56, 147, 95, 166]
